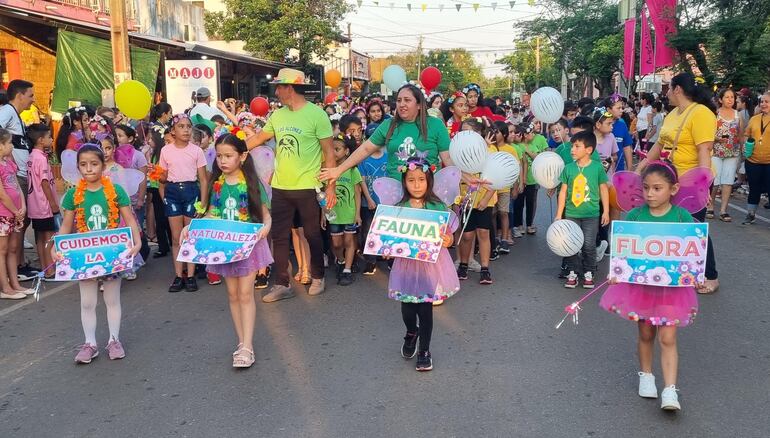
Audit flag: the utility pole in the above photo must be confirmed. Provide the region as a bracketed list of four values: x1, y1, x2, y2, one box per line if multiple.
[109, 0, 132, 86]
[535, 36, 541, 89]
[417, 35, 423, 74]
[347, 22, 353, 97]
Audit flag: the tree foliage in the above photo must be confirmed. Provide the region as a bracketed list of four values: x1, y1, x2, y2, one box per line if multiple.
[372, 49, 484, 94]
[204, 0, 351, 68]
[495, 39, 560, 93]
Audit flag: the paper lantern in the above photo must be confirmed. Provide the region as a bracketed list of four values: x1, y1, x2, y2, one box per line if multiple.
[449, 131, 488, 174]
[546, 220, 584, 257]
[530, 87, 564, 124]
[481, 151, 521, 190]
[532, 151, 565, 189]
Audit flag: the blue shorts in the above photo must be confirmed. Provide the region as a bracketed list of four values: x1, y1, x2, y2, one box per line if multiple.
[164, 181, 200, 218]
[328, 223, 358, 235]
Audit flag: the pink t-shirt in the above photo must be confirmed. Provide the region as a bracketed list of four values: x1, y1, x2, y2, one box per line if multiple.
[0, 158, 21, 217]
[27, 149, 55, 219]
[159, 142, 206, 183]
[595, 132, 617, 160]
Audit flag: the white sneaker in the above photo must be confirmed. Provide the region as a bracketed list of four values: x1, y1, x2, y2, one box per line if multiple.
[661, 385, 681, 410]
[512, 228, 523, 238]
[596, 240, 609, 262]
[1, 291, 26, 300]
[23, 239, 33, 249]
[432, 299, 444, 306]
[468, 257, 482, 273]
[638, 372, 658, 398]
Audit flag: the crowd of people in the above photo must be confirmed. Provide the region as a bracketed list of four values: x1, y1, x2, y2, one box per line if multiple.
[1, 69, 768, 411]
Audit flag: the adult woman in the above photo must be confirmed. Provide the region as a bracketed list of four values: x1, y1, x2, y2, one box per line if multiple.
[709, 88, 743, 222]
[150, 102, 172, 129]
[639, 72, 718, 294]
[463, 83, 495, 119]
[741, 92, 770, 225]
[320, 84, 451, 181]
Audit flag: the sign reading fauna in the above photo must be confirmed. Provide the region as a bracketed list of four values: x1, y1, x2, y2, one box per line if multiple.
[364, 205, 449, 263]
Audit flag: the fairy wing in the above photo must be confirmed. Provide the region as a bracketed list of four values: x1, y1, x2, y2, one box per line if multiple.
[611, 171, 645, 212]
[372, 177, 403, 206]
[446, 210, 460, 233]
[259, 179, 272, 202]
[250, 146, 275, 185]
[110, 168, 144, 197]
[61, 150, 81, 186]
[673, 167, 714, 213]
[432, 165, 461, 206]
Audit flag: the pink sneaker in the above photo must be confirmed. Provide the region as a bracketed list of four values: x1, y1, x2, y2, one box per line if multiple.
[106, 339, 126, 360]
[75, 343, 99, 364]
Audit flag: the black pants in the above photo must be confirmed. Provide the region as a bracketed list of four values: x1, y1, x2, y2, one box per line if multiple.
[513, 184, 538, 228]
[148, 188, 171, 253]
[360, 207, 376, 262]
[272, 188, 324, 286]
[401, 302, 433, 352]
[745, 161, 770, 208]
[692, 208, 718, 280]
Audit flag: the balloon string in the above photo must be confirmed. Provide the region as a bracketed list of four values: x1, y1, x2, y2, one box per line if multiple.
[32, 261, 57, 302]
[554, 280, 610, 329]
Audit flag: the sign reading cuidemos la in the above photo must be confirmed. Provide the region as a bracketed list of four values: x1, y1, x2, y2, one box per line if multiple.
[610, 221, 709, 287]
[54, 228, 134, 281]
[364, 205, 449, 263]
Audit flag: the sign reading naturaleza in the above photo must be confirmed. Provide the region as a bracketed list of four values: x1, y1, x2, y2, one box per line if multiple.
[364, 205, 449, 263]
[610, 221, 709, 287]
[177, 219, 264, 265]
[54, 227, 134, 280]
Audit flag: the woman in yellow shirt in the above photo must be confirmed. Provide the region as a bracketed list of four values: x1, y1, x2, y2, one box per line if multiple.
[742, 92, 770, 225]
[638, 72, 719, 294]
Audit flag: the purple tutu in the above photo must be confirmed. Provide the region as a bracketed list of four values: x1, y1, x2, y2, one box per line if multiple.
[206, 238, 273, 277]
[388, 247, 460, 303]
[599, 283, 698, 327]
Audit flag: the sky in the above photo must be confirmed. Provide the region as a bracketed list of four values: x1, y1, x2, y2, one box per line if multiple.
[343, 0, 546, 78]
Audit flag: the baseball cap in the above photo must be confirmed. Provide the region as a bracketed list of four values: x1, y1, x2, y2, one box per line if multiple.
[195, 87, 212, 98]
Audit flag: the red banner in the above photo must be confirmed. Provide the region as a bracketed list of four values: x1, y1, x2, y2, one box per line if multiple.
[646, 0, 678, 67]
[640, 6, 655, 75]
[623, 18, 636, 80]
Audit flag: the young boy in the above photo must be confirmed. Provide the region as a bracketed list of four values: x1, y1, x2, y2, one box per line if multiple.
[25, 123, 59, 279]
[555, 130, 609, 289]
[326, 135, 362, 286]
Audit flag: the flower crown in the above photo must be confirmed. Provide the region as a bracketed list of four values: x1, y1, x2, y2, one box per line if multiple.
[594, 106, 613, 119]
[694, 76, 706, 86]
[170, 113, 189, 127]
[447, 91, 466, 106]
[236, 111, 256, 126]
[91, 115, 109, 127]
[150, 123, 166, 135]
[408, 81, 429, 100]
[608, 93, 623, 104]
[463, 83, 481, 95]
[215, 124, 246, 141]
[396, 158, 436, 174]
[348, 105, 366, 116]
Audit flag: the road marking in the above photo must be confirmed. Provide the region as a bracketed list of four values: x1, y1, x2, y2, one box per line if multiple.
[0, 281, 75, 317]
[726, 202, 770, 223]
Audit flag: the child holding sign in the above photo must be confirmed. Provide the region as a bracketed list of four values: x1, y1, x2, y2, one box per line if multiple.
[56, 145, 142, 364]
[389, 158, 459, 372]
[600, 162, 699, 411]
[189, 133, 273, 368]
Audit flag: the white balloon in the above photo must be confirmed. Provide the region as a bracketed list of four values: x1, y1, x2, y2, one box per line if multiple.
[546, 220, 585, 257]
[481, 151, 521, 190]
[449, 131, 488, 174]
[531, 87, 564, 124]
[532, 151, 565, 189]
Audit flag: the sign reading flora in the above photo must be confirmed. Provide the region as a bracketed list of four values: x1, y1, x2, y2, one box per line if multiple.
[610, 221, 709, 287]
[364, 205, 449, 263]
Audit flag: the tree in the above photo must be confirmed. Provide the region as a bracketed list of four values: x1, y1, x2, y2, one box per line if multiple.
[496, 39, 560, 93]
[371, 49, 485, 94]
[204, 0, 351, 68]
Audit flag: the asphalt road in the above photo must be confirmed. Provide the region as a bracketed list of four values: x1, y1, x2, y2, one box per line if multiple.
[1, 195, 769, 437]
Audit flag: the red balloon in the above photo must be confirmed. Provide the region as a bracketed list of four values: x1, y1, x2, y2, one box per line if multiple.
[420, 67, 442, 92]
[324, 92, 338, 105]
[250, 97, 269, 116]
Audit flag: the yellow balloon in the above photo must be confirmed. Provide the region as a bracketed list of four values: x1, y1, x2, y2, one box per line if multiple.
[115, 80, 152, 120]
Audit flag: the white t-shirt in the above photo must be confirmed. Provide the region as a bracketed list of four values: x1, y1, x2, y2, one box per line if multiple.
[636, 105, 652, 132]
[188, 103, 226, 121]
[0, 104, 29, 178]
[649, 112, 665, 143]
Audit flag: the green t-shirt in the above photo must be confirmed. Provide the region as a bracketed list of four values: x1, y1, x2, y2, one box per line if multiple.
[560, 160, 608, 218]
[625, 204, 694, 223]
[554, 142, 600, 165]
[62, 184, 131, 231]
[263, 103, 333, 190]
[369, 117, 450, 178]
[522, 134, 549, 185]
[209, 181, 271, 222]
[398, 200, 448, 213]
[331, 167, 362, 225]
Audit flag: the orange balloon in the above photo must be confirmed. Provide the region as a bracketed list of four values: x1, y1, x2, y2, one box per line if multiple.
[325, 69, 342, 88]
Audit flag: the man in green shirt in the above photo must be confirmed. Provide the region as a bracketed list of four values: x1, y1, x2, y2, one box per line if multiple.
[246, 68, 336, 302]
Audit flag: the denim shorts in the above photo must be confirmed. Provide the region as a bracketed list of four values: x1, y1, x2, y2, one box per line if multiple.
[164, 181, 200, 218]
[328, 223, 358, 235]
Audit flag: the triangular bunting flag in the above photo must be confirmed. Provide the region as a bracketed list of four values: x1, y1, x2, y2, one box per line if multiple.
[374, 1, 379, 4]
[421, 3, 427, 11]
[356, 0, 362, 6]
[528, 0, 535, 6]
[473, 3, 479, 11]
[389, 2, 394, 9]
[456, 3, 461, 11]
[491, 2, 497, 9]
[407, 3, 411, 10]
[509, 0, 515, 7]
[439, 4, 444, 11]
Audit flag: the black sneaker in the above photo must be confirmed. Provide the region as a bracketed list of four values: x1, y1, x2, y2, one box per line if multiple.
[415, 351, 433, 371]
[351, 260, 360, 274]
[265, 265, 272, 278]
[479, 268, 493, 285]
[17, 266, 37, 282]
[401, 331, 418, 359]
[255, 274, 268, 289]
[558, 266, 570, 279]
[499, 241, 511, 254]
[387, 259, 394, 270]
[457, 263, 469, 280]
[489, 249, 500, 261]
[336, 262, 345, 279]
[168, 276, 184, 293]
[195, 265, 207, 280]
[743, 213, 756, 225]
[185, 276, 199, 292]
[338, 271, 354, 286]
[363, 262, 377, 275]
[153, 250, 168, 258]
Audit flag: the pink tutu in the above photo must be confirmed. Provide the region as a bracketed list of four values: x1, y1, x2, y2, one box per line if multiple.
[206, 238, 273, 277]
[388, 247, 460, 303]
[599, 283, 698, 327]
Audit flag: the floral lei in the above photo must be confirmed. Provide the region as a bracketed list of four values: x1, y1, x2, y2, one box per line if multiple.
[208, 171, 249, 221]
[74, 177, 120, 232]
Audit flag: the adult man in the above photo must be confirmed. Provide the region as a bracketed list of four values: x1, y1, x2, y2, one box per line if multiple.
[188, 87, 226, 121]
[246, 68, 336, 302]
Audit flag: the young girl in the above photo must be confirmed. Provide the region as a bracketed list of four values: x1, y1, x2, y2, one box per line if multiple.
[514, 122, 547, 235]
[340, 115, 364, 150]
[114, 124, 148, 228]
[57, 144, 142, 363]
[190, 134, 273, 368]
[159, 114, 209, 292]
[599, 162, 698, 411]
[441, 92, 468, 138]
[389, 157, 459, 371]
[365, 100, 386, 138]
[0, 129, 32, 299]
[594, 108, 618, 175]
[146, 124, 172, 258]
[55, 106, 89, 161]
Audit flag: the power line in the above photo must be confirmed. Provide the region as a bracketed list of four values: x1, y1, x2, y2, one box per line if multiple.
[357, 18, 517, 38]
